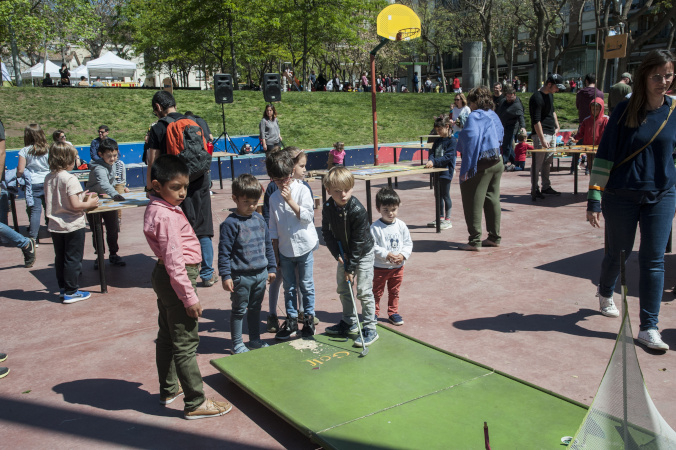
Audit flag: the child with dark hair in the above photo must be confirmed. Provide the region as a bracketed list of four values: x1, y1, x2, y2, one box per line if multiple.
[425, 116, 457, 229]
[45, 142, 99, 303]
[219, 174, 276, 354]
[370, 187, 412, 325]
[86, 138, 128, 268]
[144, 154, 232, 420]
[322, 167, 378, 347]
[512, 131, 532, 172]
[266, 148, 318, 340]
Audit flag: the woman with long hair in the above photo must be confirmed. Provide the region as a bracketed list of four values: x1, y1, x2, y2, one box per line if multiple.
[17, 124, 51, 241]
[259, 104, 281, 153]
[587, 49, 676, 351]
[456, 86, 504, 251]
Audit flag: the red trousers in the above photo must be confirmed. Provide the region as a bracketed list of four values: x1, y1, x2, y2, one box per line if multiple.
[372, 266, 404, 316]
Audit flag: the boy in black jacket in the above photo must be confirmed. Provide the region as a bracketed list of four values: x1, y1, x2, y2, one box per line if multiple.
[321, 167, 378, 347]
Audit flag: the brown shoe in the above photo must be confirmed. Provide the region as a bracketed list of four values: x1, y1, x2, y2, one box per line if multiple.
[159, 387, 184, 405]
[481, 239, 500, 247]
[457, 243, 480, 252]
[184, 398, 233, 420]
[202, 274, 220, 288]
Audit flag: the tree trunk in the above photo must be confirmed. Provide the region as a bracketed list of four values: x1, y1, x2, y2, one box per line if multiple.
[302, 15, 308, 91]
[228, 13, 237, 89]
[437, 47, 447, 93]
[8, 20, 22, 86]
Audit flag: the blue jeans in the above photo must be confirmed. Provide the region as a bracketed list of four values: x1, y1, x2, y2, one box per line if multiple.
[0, 188, 8, 225]
[198, 236, 214, 281]
[0, 221, 29, 248]
[27, 184, 45, 239]
[599, 187, 676, 330]
[279, 251, 315, 318]
[230, 270, 267, 347]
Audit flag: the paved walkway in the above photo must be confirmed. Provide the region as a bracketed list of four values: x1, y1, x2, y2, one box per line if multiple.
[1, 165, 675, 448]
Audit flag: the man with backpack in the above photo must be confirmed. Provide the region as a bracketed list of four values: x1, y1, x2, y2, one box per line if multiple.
[146, 91, 218, 287]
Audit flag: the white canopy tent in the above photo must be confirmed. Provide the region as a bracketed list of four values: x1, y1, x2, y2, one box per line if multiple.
[70, 65, 89, 79]
[86, 52, 136, 79]
[21, 60, 61, 79]
[2, 62, 11, 82]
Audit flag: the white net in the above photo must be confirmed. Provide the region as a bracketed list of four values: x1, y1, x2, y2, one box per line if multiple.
[570, 288, 676, 449]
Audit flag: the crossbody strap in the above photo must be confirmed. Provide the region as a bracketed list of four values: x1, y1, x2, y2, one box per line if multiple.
[613, 99, 676, 172]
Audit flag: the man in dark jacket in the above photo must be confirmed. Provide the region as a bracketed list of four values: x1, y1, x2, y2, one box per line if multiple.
[497, 85, 526, 168]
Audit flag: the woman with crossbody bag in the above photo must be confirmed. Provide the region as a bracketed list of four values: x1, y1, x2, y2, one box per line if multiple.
[586, 50, 676, 351]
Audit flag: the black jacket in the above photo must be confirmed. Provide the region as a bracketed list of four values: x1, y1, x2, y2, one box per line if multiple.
[321, 196, 374, 274]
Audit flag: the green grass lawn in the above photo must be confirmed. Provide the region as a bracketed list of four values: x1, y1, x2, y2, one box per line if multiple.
[0, 88, 581, 150]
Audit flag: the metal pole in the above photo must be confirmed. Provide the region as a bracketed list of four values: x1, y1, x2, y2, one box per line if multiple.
[370, 38, 389, 166]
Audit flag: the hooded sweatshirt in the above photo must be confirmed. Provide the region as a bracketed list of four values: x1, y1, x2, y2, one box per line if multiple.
[574, 97, 608, 146]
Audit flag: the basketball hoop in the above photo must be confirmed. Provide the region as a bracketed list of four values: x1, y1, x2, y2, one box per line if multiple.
[396, 27, 421, 41]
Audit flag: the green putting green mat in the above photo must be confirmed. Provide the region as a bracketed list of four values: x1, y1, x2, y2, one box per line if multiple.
[211, 326, 587, 448]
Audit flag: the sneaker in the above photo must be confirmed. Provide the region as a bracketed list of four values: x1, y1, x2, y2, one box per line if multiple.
[109, 254, 126, 266]
[0, 367, 9, 379]
[301, 315, 316, 337]
[201, 274, 219, 287]
[482, 239, 500, 247]
[275, 316, 299, 340]
[0, 353, 6, 363]
[427, 219, 440, 228]
[266, 315, 280, 333]
[184, 398, 233, 420]
[388, 314, 404, 326]
[440, 220, 452, 230]
[596, 291, 619, 318]
[541, 187, 561, 196]
[531, 189, 545, 201]
[22, 238, 36, 268]
[637, 329, 669, 351]
[249, 339, 270, 349]
[325, 320, 358, 336]
[297, 312, 319, 324]
[63, 290, 91, 304]
[457, 243, 480, 252]
[159, 387, 184, 405]
[233, 343, 249, 354]
[354, 328, 379, 347]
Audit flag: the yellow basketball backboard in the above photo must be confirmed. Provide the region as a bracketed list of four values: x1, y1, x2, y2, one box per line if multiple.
[377, 4, 421, 41]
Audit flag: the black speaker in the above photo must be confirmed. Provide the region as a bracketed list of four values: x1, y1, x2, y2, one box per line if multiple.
[214, 74, 233, 104]
[263, 73, 281, 103]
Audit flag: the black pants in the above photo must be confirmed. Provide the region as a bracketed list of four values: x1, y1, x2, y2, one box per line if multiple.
[87, 211, 119, 255]
[51, 228, 85, 295]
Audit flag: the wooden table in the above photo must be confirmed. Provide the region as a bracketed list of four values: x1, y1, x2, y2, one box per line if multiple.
[87, 190, 149, 293]
[212, 151, 239, 189]
[309, 164, 448, 232]
[530, 146, 597, 196]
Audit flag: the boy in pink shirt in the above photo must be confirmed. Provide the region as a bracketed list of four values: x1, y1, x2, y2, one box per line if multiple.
[143, 154, 231, 420]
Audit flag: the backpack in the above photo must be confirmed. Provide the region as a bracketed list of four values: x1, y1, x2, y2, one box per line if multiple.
[161, 114, 211, 181]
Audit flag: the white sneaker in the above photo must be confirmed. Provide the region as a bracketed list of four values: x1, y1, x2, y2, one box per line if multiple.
[440, 220, 452, 230]
[596, 291, 619, 317]
[637, 329, 669, 351]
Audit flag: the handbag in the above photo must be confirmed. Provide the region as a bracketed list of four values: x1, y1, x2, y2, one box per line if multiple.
[612, 99, 676, 172]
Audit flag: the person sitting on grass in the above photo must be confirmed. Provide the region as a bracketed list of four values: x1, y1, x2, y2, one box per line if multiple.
[219, 174, 276, 354]
[322, 167, 378, 347]
[425, 116, 457, 230]
[370, 187, 412, 326]
[143, 154, 232, 419]
[85, 138, 128, 269]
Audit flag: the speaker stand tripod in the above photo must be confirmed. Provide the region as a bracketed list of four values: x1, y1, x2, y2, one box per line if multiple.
[214, 103, 240, 155]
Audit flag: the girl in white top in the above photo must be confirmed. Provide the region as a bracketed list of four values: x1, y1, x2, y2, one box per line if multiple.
[450, 93, 471, 135]
[17, 124, 51, 240]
